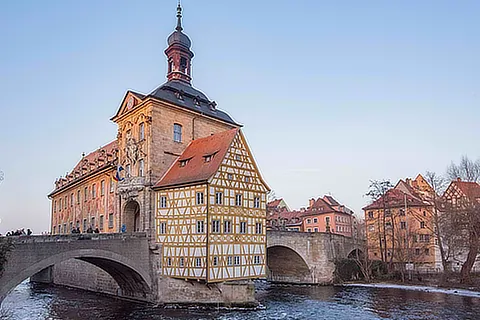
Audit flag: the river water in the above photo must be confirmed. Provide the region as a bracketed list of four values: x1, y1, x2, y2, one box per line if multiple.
[2, 281, 480, 320]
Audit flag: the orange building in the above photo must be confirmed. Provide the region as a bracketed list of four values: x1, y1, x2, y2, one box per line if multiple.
[363, 174, 437, 271]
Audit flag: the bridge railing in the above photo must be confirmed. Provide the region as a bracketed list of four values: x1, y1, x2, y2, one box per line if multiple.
[1, 232, 147, 244]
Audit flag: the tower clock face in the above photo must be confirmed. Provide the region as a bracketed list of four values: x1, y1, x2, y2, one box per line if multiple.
[126, 97, 134, 109]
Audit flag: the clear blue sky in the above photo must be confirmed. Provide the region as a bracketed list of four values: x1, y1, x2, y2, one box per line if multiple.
[0, 0, 479, 234]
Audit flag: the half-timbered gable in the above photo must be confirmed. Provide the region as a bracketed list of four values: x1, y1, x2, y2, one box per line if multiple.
[153, 128, 269, 282]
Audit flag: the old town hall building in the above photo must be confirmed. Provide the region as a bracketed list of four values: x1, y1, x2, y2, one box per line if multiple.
[48, 4, 269, 283]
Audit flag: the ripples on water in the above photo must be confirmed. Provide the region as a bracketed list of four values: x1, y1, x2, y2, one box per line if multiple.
[3, 281, 480, 320]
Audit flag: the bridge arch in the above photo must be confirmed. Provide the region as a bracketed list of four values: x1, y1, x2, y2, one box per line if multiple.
[267, 245, 312, 283]
[1, 248, 152, 304]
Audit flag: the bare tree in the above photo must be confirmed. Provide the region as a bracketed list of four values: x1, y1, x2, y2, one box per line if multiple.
[366, 180, 394, 265]
[423, 171, 452, 282]
[447, 156, 480, 182]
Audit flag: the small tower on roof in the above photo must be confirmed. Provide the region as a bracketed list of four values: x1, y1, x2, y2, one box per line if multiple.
[165, 2, 194, 84]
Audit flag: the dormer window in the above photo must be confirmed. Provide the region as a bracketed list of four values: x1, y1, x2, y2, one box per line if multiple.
[179, 159, 189, 167]
[194, 97, 201, 106]
[174, 91, 184, 100]
[204, 155, 212, 163]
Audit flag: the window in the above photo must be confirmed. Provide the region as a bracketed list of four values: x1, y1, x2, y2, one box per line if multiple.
[138, 159, 144, 177]
[160, 196, 167, 208]
[126, 164, 131, 177]
[110, 179, 114, 193]
[420, 221, 425, 229]
[227, 256, 233, 266]
[212, 220, 220, 233]
[76, 220, 80, 229]
[234, 256, 240, 265]
[255, 222, 262, 234]
[58, 225, 61, 234]
[245, 176, 250, 183]
[180, 56, 187, 73]
[235, 154, 241, 161]
[254, 255, 261, 264]
[64, 196, 67, 209]
[54, 200, 57, 213]
[139, 122, 145, 141]
[179, 257, 185, 268]
[167, 258, 172, 266]
[84, 187, 88, 201]
[399, 209, 405, 216]
[213, 256, 218, 266]
[196, 220, 204, 233]
[63, 223, 67, 234]
[83, 219, 87, 232]
[235, 194, 242, 206]
[215, 192, 223, 205]
[224, 220, 232, 233]
[254, 197, 260, 208]
[325, 217, 331, 225]
[386, 222, 392, 228]
[101, 180, 105, 196]
[173, 123, 182, 142]
[240, 221, 247, 234]
[92, 184, 96, 198]
[108, 213, 114, 228]
[195, 258, 202, 267]
[385, 209, 391, 217]
[91, 217, 95, 228]
[70, 193, 74, 207]
[307, 228, 312, 232]
[227, 173, 233, 180]
[400, 221, 406, 229]
[204, 155, 212, 162]
[69, 222, 73, 232]
[77, 190, 81, 204]
[313, 218, 318, 223]
[159, 222, 167, 234]
[423, 211, 426, 217]
[99, 215, 104, 230]
[59, 198, 62, 211]
[314, 227, 318, 232]
[415, 248, 420, 255]
[196, 192, 204, 205]
[307, 219, 311, 224]
[53, 226, 56, 234]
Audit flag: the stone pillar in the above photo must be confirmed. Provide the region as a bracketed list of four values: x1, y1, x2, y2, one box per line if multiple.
[30, 266, 54, 284]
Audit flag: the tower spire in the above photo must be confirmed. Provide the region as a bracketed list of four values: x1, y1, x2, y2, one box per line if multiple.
[176, 1, 183, 32]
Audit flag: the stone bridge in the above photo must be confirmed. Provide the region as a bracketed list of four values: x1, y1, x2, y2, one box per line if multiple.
[0, 231, 362, 305]
[266, 231, 363, 284]
[0, 233, 152, 305]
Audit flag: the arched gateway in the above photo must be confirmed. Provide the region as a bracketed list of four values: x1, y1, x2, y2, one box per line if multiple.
[123, 200, 141, 233]
[0, 234, 152, 305]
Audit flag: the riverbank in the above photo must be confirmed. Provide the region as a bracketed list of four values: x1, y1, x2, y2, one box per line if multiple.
[343, 282, 480, 298]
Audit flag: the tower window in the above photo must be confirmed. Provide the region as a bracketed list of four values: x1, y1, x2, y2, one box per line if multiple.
[173, 123, 182, 142]
[180, 57, 187, 73]
[168, 59, 173, 73]
[139, 159, 145, 177]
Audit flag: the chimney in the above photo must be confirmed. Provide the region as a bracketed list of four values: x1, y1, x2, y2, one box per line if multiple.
[309, 198, 315, 208]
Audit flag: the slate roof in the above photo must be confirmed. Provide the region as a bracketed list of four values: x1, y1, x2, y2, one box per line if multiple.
[149, 80, 239, 126]
[153, 128, 239, 189]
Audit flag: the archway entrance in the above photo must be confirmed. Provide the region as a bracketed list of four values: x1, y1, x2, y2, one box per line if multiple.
[267, 245, 311, 283]
[124, 201, 141, 233]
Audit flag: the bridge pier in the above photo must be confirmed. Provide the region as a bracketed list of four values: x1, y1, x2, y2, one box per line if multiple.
[30, 266, 54, 284]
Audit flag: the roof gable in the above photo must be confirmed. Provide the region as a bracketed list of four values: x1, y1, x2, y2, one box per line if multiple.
[444, 180, 480, 201]
[111, 90, 146, 121]
[153, 129, 239, 189]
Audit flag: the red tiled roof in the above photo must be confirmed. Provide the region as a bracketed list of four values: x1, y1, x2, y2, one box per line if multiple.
[153, 129, 239, 189]
[452, 181, 480, 201]
[323, 195, 340, 206]
[362, 188, 427, 210]
[267, 199, 282, 208]
[72, 140, 117, 174]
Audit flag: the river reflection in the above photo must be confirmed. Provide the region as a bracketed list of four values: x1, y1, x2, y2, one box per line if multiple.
[2, 281, 480, 319]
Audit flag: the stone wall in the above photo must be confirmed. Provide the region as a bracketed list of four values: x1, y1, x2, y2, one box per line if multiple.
[52, 259, 120, 296]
